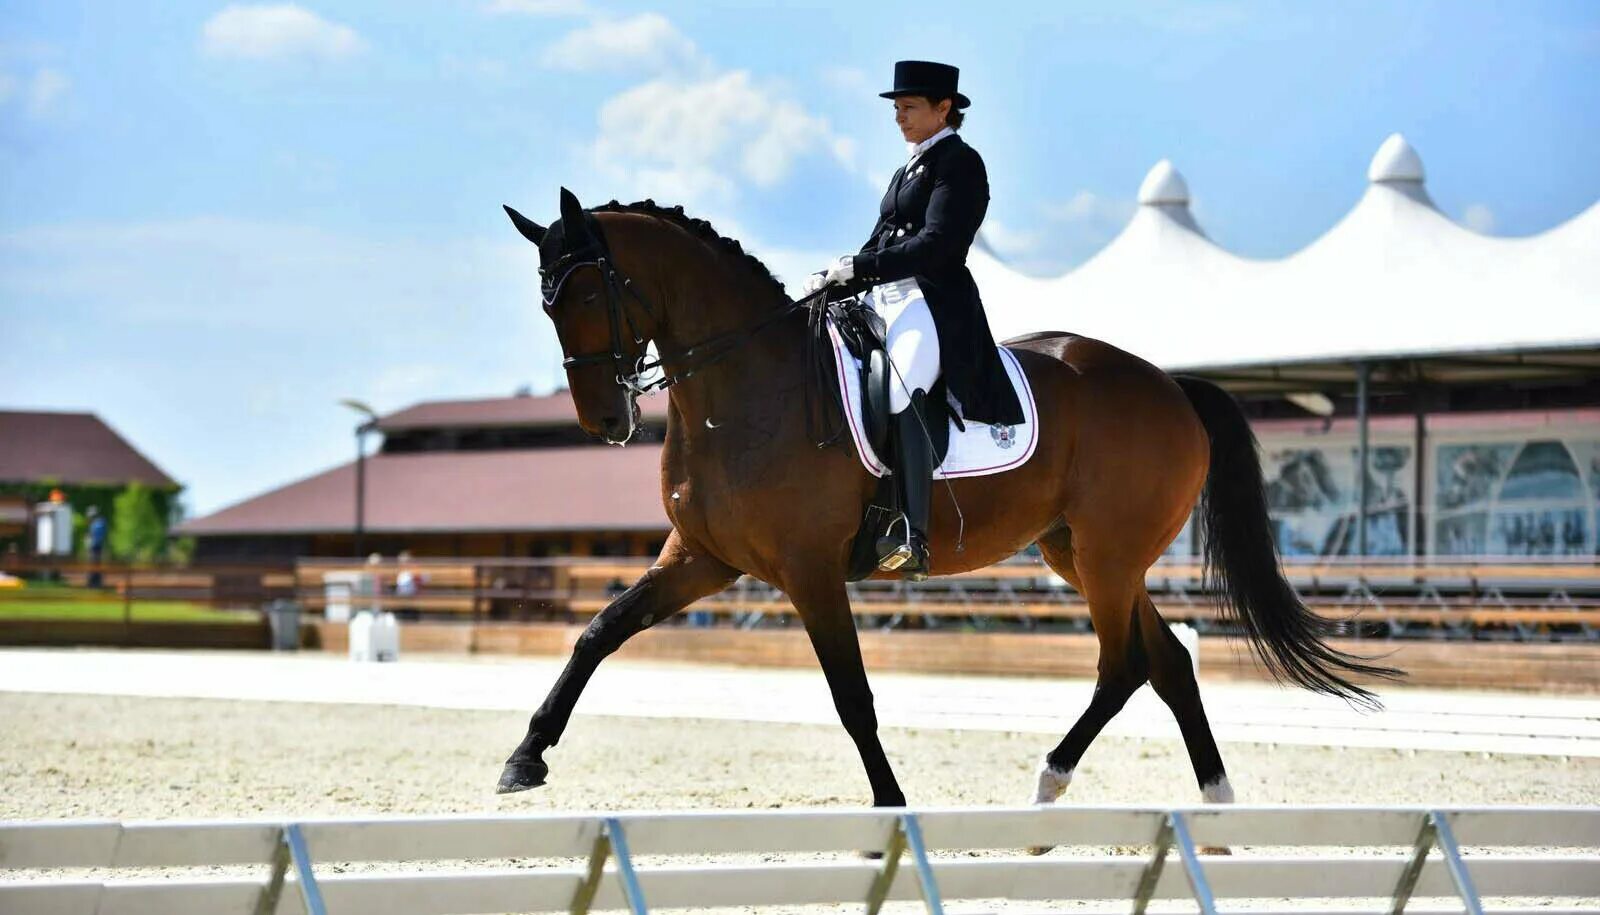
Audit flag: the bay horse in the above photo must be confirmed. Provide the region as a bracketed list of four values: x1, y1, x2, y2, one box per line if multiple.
[496, 188, 1398, 811]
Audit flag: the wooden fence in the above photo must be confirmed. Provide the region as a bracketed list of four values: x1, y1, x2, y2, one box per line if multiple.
[4, 555, 1596, 653]
[290, 555, 1600, 641]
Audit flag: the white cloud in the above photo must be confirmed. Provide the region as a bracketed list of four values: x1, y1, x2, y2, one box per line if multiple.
[589, 70, 853, 211]
[820, 64, 870, 93]
[27, 67, 69, 115]
[200, 4, 365, 61]
[1041, 190, 1135, 227]
[979, 218, 1043, 256]
[541, 13, 704, 75]
[484, 0, 588, 14]
[0, 67, 69, 116]
[1462, 202, 1496, 234]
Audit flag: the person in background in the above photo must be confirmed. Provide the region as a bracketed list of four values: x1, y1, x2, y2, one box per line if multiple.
[395, 550, 422, 620]
[86, 506, 108, 588]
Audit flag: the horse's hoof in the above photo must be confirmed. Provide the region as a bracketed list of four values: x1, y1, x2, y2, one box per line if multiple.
[1026, 845, 1053, 856]
[495, 758, 549, 794]
[1200, 845, 1233, 856]
[1032, 762, 1073, 805]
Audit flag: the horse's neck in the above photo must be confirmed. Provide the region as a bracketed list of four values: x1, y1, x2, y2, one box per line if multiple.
[654, 268, 806, 428]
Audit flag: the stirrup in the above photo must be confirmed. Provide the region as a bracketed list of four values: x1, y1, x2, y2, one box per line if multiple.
[875, 514, 928, 579]
[875, 514, 915, 572]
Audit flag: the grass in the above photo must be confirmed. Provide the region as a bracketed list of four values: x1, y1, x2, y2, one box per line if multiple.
[0, 597, 259, 624]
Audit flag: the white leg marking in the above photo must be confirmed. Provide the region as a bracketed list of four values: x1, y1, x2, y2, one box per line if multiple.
[1032, 762, 1074, 804]
[1201, 774, 1234, 804]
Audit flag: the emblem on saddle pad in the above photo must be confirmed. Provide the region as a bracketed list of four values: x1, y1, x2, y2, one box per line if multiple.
[990, 423, 1017, 449]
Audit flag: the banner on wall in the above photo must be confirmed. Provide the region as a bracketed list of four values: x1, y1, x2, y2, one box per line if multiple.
[1435, 439, 1598, 557]
[1262, 443, 1414, 557]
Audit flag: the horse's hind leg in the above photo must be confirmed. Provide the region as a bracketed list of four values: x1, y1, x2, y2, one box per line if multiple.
[1137, 594, 1231, 804]
[497, 532, 738, 793]
[1031, 529, 1149, 806]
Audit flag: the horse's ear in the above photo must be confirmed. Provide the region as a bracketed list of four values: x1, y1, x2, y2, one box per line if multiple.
[502, 205, 546, 245]
[558, 187, 588, 242]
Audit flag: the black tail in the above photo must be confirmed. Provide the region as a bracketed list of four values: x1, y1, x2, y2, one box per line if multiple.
[1175, 376, 1402, 708]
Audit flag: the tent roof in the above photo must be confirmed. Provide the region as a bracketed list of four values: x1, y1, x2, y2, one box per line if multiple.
[976, 134, 1600, 385]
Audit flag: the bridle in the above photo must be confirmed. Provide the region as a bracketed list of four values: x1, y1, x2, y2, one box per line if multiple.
[541, 216, 816, 443]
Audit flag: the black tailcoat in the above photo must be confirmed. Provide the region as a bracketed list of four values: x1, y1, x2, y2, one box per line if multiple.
[850, 132, 1024, 426]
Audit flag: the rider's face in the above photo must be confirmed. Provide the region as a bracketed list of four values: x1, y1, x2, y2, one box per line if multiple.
[893, 96, 951, 144]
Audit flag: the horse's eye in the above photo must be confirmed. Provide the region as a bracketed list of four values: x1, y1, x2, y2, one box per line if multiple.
[583, 293, 598, 304]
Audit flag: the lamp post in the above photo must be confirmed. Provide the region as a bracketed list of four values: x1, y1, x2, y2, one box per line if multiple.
[339, 399, 380, 559]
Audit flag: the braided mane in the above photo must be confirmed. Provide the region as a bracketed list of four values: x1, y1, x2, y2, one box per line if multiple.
[590, 199, 790, 300]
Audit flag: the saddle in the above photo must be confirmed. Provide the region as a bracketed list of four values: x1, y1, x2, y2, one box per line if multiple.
[826, 295, 892, 455]
[812, 292, 952, 582]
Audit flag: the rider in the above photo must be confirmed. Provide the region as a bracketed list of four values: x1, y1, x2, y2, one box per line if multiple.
[805, 60, 1023, 579]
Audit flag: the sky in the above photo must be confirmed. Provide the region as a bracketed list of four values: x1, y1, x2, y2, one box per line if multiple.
[2, 0, 1598, 517]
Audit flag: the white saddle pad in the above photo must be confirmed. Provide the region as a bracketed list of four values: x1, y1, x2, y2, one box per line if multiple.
[828, 320, 1039, 479]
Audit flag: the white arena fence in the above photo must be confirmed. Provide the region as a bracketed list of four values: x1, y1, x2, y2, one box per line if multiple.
[3, 805, 1598, 914]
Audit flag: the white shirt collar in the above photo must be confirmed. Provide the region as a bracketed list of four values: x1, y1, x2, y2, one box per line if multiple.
[906, 126, 955, 165]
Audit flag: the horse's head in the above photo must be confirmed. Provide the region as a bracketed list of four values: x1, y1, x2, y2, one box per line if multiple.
[504, 188, 658, 444]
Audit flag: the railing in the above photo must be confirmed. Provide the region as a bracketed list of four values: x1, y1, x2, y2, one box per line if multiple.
[3, 805, 1597, 914]
[4, 555, 1596, 642]
[290, 555, 1600, 641]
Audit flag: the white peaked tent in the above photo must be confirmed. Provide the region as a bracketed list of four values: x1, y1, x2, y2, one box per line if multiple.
[974, 134, 1600, 378]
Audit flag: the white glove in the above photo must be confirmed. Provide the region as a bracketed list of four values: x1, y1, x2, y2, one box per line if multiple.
[802, 256, 855, 296]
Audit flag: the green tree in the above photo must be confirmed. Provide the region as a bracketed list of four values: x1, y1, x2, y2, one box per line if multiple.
[109, 482, 166, 562]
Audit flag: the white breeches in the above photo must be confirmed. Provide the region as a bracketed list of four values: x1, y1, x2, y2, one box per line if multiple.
[865, 277, 940, 413]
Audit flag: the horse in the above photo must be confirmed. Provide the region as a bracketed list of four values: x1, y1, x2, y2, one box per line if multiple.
[495, 188, 1399, 812]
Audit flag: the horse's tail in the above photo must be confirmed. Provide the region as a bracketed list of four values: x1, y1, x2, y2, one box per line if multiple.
[1175, 376, 1402, 708]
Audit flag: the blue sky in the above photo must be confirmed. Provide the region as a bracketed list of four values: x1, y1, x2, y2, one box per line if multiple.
[3, 1, 1598, 517]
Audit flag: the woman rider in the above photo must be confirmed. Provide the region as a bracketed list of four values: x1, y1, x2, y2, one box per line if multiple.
[805, 60, 1023, 580]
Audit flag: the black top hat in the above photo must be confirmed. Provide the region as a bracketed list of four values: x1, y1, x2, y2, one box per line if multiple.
[879, 60, 970, 110]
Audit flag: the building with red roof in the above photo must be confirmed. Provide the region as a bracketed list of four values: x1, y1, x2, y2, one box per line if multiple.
[0, 410, 180, 554]
[178, 392, 673, 562]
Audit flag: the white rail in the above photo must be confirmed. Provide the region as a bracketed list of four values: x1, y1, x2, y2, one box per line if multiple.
[3, 805, 1598, 914]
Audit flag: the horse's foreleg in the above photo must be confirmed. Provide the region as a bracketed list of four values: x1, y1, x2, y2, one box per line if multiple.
[789, 575, 907, 808]
[497, 533, 738, 794]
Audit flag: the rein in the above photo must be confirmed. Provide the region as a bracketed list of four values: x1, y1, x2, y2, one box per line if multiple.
[543, 227, 830, 441]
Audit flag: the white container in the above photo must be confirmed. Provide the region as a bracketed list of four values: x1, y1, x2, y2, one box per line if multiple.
[349, 609, 400, 662]
[34, 502, 73, 556]
[323, 571, 378, 624]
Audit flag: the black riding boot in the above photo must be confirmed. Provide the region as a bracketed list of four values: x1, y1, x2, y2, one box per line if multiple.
[877, 388, 934, 581]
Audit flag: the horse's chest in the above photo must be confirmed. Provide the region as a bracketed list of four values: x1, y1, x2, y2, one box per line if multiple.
[662, 394, 821, 527]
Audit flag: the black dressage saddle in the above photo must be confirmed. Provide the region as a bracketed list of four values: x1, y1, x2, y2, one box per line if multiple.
[821, 293, 953, 581]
